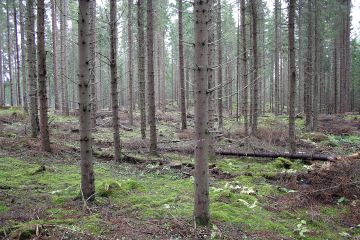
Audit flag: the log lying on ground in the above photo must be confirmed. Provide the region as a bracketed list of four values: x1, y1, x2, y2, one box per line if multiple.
[157, 146, 336, 161]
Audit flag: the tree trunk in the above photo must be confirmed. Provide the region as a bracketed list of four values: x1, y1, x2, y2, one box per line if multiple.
[313, 0, 320, 130]
[13, 5, 22, 106]
[147, 0, 157, 155]
[26, 0, 39, 137]
[178, 0, 187, 130]
[251, 0, 259, 136]
[0, 39, 3, 106]
[288, 0, 296, 154]
[128, 0, 134, 126]
[110, 0, 121, 162]
[6, 0, 14, 106]
[240, 0, 248, 136]
[137, 0, 146, 139]
[78, 0, 95, 201]
[20, 0, 28, 112]
[51, 0, 60, 111]
[217, 0, 223, 129]
[37, 0, 51, 152]
[194, 0, 210, 226]
[60, 0, 69, 115]
[274, 0, 280, 115]
[304, 0, 313, 131]
[90, 0, 97, 128]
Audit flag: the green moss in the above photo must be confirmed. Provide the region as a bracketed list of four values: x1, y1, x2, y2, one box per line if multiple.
[0, 204, 9, 213]
[272, 157, 293, 169]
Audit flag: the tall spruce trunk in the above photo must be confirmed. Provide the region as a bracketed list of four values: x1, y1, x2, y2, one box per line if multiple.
[313, 0, 320, 130]
[20, 0, 28, 111]
[51, 0, 60, 111]
[110, 0, 121, 162]
[274, 0, 280, 115]
[128, 0, 134, 125]
[37, 0, 51, 152]
[193, 0, 210, 226]
[90, 1, 97, 128]
[178, 0, 187, 130]
[13, 6, 22, 106]
[60, 0, 69, 115]
[304, 0, 313, 131]
[240, 0, 248, 135]
[26, 0, 39, 137]
[217, 0, 223, 129]
[147, 0, 157, 155]
[6, 1, 14, 106]
[251, 0, 258, 135]
[137, 0, 146, 139]
[288, 0, 296, 154]
[0, 39, 3, 106]
[78, 0, 95, 201]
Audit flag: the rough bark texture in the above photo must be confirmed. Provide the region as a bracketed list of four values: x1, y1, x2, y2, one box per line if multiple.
[51, 0, 60, 111]
[37, 0, 51, 152]
[288, 0, 296, 154]
[60, 0, 69, 115]
[78, 0, 95, 201]
[110, 0, 121, 162]
[128, 0, 134, 126]
[217, 0, 223, 129]
[178, 0, 187, 130]
[194, 0, 210, 226]
[19, 0, 28, 111]
[13, 5, 22, 106]
[26, 0, 39, 137]
[90, 0, 97, 128]
[0, 39, 3, 106]
[304, 0, 313, 131]
[147, 0, 157, 155]
[313, 0, 320, 130]
[251, 0, 258, 136]
[137, 0, 146, 139]
[274, 0, 280, 115]
[6, 0, 14, 106]
[240, 0, 248, 135]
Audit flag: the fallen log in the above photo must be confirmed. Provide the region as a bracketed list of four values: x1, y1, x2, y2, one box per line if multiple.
[157, 146, 336, 161]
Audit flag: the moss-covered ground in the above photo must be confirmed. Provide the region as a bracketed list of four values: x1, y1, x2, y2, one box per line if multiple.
[0, 108, 359, 239]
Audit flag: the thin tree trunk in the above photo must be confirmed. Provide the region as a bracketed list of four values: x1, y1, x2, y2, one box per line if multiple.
[13, 5, 22, 106]
[194, 0, 210, 226]
[37, 0, 51, 152]
[6, 0, 14, 106]
[90, 0, 97, 128]
[147, 0, 157, 155]
[61, 0, 69, 115]
[0, 39, 3, 106]
[20, 0, 28, 111]
[128, 0, 134, 125]
[304, 0, 313, 131]
[251, 0, 258, 135]
[78, 0, 95, 201]
[110, 0, 121, 162]
[137, 0, 146, 139]
[26, 0, 39, 137]
[274, 0, 280, 115]
[288, 0, 296, 154]
[178, 0, 187, 130]
[51, 0, 60, 111]
[217, 0, 223, 129]
[313, 0, 320, 130]
[240, 0, 249, 136]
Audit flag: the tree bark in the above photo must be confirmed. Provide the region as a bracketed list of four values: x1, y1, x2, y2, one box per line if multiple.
[304, 0, 313, 131]
[0, 39, 3, 106]
[20, 0, 28, 112]
[90, 0, 97, 128]
[178, 0, 187, 130]
[217, 0, 223, 129]
[147, 0, 158, 155]
[60, 0, 69, 115]
[78, 0, 95, 201]
[13, 5, 22, 106]
[110, 0, 121, 162]
[274, 0, 280, 115]
[37, 0, 51, 152]
[137, 0, 146, 139]
[194, 0, 210, 226]
[240, 0, 248, 135]
[128, 0, 134, 126]
[26, 0, 39, 137]
[251, 0, 259, 136]
[51, 0, 60, 111]
[288, 0, 296, 154]
[6, 0, 14, 106]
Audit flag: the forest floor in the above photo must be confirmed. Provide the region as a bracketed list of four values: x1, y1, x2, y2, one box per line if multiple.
[0, 107, 360, 239]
